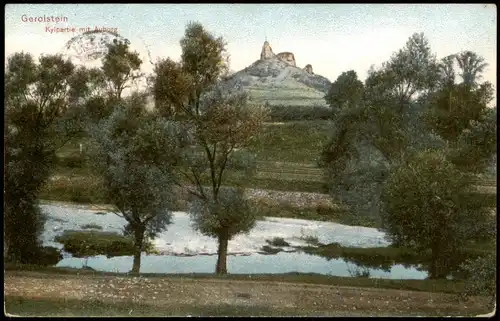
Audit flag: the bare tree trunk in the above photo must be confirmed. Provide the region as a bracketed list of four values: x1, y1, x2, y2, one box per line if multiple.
[131, 228, 144, 275]
[428, 243, 445, 279]
[215, 236, 229, 275]
[428, 260, 438, 279]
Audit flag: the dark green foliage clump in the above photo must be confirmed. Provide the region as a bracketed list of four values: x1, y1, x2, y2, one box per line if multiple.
[5, 52, 89, 264]
[54, 230, 135, 258]
[320, 33, 496, 281]
[380, 150, 495, 278]
[266, 237, 290, 247]
[36, 247, 63, 266]
[265, 104, 331, 121]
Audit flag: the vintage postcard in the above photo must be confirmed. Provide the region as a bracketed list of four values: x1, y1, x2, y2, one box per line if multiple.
[4, 3, 496, 317]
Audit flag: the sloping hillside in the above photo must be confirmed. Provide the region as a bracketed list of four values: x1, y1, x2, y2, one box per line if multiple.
[223, 58, 331, 107]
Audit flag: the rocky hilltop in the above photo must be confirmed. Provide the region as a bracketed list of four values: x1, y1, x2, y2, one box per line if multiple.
[223, 41, 331, 107]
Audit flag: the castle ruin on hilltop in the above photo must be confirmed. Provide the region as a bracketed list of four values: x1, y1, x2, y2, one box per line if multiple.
[260, 40, 314, 74]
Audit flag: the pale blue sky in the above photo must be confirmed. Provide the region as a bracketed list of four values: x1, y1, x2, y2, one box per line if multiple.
[5, 4, 497, 93]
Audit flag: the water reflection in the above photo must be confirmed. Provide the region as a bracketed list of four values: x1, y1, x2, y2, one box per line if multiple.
[56, 251, 428, 279]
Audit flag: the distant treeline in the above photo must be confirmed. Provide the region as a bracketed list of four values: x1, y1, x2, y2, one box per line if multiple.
[262, 104, 332, 122]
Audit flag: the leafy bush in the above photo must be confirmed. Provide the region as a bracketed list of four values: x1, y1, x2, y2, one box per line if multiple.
[7, 245, 63, 266]
[4, 200, 48, 264]
[189, 187, 259, 240]
[380, 149, 494, 279]
[35, 246, 63, 266]
[54, 230, 135, 258]
[266, 237, 290, 247]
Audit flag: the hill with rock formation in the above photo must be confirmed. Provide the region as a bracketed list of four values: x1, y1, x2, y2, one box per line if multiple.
[222, 41, 331, 107]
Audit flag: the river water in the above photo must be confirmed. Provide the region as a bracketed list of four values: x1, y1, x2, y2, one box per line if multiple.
[41, 203, 427, 279]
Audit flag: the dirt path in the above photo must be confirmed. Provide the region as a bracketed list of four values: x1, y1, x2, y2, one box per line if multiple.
[4, 271, 491, 317]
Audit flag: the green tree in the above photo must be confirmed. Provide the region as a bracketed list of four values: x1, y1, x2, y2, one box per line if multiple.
[150, 22, 268, 274]
[423, 51, 496, 174]
[446, 106, 497, 174]
[102, 40, 143, 100]
[436, 54, 456, 89]
[424, 81, 494, 142]
[325, 70, 364, 113]
[321, 33, 441, 221]
[4, 52, 87, 263]
[86, 94, 180, 274]
[68, 66, 112, 123]
[189, 187, 258, 274]
[379, 150, 495, 279]
[383, 32, 439, 108]
[455, 51, 488, 88]
[180, 22, 229, 108]
[149, 58, 193, 118]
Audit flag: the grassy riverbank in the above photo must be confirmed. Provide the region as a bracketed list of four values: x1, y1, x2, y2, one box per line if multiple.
[4, 264, 468, 294]
[7, 267, 492, 317]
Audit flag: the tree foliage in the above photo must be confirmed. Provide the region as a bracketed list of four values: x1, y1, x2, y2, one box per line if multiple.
[189, 187, 257, 239]
[102, 41, 143, 99]
[149, 58, 193, 118]
[321, 32, 496, 230]
[180, 22, 229, 93]
[424, 81, 494, 142]
[455, 51, 488, 88]
[423, 50, 496, 174]
[86, 94, 179, 273]
[321, 33, 441, 220]
[325, 70, 364, 113]
[189, 187, 260, 274]
[4, 52, 88, 263]
[447, 106, 497, 173]
[379, 150, 495, 278]
[150, 22, 268, 274]
[383, 32, 439, 106]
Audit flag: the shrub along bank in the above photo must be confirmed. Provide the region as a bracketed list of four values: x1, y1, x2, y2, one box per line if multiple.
[54, 230, 158, 258]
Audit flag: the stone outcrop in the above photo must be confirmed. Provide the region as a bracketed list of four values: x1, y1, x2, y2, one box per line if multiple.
[260, 41, 275, 60]
[221, 40, 332, 101]
[259, 41, 306, 69]
[303, 64, 313, 74]
[276, 52, 296, 67]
